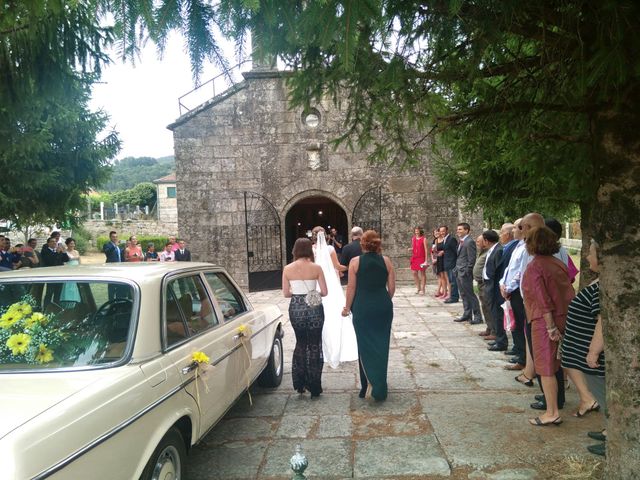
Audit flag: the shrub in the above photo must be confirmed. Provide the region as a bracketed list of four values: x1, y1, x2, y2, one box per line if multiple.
[70, 224, 92, 255]
[96, 235, 170, 255]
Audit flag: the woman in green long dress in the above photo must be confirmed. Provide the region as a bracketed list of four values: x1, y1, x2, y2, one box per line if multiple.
[342, 230, 396, 401]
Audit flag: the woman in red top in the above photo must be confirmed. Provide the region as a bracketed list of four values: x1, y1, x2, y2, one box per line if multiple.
[409, 227, 428, 294]
[521, 226, 575, 427]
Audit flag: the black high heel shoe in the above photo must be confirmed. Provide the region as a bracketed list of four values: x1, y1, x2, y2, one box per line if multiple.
[358, 385, 367, 398]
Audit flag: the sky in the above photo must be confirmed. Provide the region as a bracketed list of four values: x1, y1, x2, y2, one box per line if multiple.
[90, 33, 239, 160]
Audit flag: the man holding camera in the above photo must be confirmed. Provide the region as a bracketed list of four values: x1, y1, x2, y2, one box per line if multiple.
[327, 227, 344, 256]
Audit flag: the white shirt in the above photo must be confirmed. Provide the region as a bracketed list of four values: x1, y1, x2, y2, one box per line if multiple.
[500, 240, 528, 293]
[482, 243, 498, 280]
[160, 250, 175, 262]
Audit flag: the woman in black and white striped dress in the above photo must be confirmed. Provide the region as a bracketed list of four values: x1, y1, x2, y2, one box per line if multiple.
[561, 240, 604, 418]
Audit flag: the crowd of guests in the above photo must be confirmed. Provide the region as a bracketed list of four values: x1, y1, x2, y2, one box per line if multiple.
[102, 231, 191, 263]
[0, 230, 192, 270]
[411, 214, 605, 456]
[0, 232, 79, 270]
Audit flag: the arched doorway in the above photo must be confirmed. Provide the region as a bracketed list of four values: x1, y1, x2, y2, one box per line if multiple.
[285, 196, 349, 263]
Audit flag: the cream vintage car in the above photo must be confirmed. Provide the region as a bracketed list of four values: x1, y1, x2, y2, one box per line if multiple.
[0, 262, 283, 479]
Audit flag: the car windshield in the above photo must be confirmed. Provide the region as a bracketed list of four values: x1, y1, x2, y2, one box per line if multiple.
[0, 280, 135, 371]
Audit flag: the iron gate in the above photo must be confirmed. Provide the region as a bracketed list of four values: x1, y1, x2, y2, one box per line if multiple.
[352, 186, 382, 235]
[244, 192, 283, 291]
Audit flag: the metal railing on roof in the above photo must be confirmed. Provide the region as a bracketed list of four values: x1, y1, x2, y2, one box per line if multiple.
[178, 60, 253, 116]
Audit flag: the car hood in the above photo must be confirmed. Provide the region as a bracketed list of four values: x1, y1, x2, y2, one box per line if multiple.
[0, 369, 127, 439]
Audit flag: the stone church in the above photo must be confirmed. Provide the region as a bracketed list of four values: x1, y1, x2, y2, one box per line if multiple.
[168, 66, 475, 290]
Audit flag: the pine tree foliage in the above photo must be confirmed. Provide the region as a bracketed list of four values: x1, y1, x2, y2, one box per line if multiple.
[218, 0, 639, 220]
[0, 0, 234, 223]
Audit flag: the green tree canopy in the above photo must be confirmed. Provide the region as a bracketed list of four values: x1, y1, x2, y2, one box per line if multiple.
[111, 182, 157, 207]
[102, 156, 175, 191]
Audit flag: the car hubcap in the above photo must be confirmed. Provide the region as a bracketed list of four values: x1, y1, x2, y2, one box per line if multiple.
[274, 339, 282, 377]
[152, 445, 181, 480]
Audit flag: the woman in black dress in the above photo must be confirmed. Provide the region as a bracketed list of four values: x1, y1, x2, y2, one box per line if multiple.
[282, 238, 328, 397]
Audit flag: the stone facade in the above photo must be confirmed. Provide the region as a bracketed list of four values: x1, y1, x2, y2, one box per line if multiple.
[153, 173, 178, 224]
[169, 70, 481, 290]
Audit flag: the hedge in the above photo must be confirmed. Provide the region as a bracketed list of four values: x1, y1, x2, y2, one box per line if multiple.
[96, 235, 170, 253]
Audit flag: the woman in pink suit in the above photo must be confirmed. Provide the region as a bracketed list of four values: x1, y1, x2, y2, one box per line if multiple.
[521, 226, 575, 427]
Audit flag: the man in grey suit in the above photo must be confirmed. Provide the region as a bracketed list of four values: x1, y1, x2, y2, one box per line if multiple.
[453, 222, 482, 323]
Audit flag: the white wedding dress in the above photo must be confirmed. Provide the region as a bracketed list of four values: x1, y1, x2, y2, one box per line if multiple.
[314, 232, 359, 368]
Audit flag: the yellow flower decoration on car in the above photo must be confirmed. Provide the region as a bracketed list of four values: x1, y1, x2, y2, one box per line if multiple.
[0, 311, 21, 329]
[24, 312, 47, 329]
[7, 333, 31, 355]
[14, 303, 32, 317]
[35, 344, 54, 363]
[191, 351, 210, 364]
[237, 324, 252, 337]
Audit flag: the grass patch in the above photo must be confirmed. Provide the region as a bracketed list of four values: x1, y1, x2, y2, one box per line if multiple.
[540, 455, 603, 479]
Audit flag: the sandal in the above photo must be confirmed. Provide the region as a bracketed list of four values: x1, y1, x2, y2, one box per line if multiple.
[529, 416, 562, 427]
[574, 401, 600, 417]
[515, 373, 534, 387]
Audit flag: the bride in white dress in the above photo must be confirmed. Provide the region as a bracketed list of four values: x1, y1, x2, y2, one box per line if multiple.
[312, 227, 359, 368]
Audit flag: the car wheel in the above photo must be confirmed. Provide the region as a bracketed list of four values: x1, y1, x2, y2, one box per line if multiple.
[141, 427, 186, 480]
[257, 334, 283, 387]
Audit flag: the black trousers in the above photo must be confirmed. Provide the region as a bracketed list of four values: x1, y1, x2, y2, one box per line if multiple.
[492, 282, 508, 349]
[525, 321, 565, 407]
[509, 289, 527, 365]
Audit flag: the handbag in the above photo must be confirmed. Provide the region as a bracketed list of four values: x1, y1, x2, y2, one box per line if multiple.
[303, 280, 322, 307]
[502, 300, 516, 332]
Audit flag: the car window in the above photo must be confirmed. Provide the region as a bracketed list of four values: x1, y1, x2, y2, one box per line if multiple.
[0, 281, 135, 370]
[164, 275, 218, 346]
[204, 273, 247, 321]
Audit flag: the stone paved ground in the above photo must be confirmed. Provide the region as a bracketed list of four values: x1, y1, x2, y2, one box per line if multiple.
[186, 285, 604, 479]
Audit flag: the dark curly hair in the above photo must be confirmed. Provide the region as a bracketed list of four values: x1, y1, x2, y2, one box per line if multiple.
[361, 230, 382, 253]
[525, 226, 560, 256]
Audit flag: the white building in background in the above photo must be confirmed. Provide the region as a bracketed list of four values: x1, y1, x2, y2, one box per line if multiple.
[153, 173, 178, 223]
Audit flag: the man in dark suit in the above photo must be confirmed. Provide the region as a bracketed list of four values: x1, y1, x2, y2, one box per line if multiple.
[339, 226, 363, 281]
[453, 222, 481, 322]
[480, 230, 505, 347]
[174, 240, 192, 261]
[103, 231, 123, 263]
[440, 225, 459, 303]
[40, 237, 69, 266]
[103, 231, 124, 300]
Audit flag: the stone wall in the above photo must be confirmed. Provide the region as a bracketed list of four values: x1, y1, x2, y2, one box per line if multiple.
[169, 71, 481, 289]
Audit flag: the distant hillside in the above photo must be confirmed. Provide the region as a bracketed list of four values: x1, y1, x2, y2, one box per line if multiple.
[102, 156, 175, 191]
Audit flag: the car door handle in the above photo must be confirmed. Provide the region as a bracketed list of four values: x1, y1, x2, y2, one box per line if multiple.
[232, 334, 242, 341]
[181, 361, 198, 375]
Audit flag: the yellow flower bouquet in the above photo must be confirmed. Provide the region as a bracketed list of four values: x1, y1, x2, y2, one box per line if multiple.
[0, 296, 64, 365]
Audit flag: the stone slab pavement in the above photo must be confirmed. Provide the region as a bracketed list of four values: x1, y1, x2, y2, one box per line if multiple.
[186, 285, 604, 479]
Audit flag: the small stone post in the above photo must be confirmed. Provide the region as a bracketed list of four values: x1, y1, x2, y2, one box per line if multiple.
[290, 444, 308, 479]
[100, 202, 104, 221]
